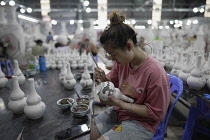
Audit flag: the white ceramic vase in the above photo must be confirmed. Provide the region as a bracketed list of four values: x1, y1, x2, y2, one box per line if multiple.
[13, 60, 25, 85]
[24, 78, 46, 119]
[8, 76, 26, 114]
[178, 53, 193, 83]
[59, 62, 67, 83]
[96, 81, 134, 103]
[171, 51, 183, 77]
[63, 63, 76, 89]
[80, 63, 93, 89]
[187, 55, 206, 90]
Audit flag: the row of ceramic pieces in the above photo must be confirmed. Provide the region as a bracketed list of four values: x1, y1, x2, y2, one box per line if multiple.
[59, 63, 93, 90]
[171, 55, 210, 90]
[0, 60, 26, 88]
[8, 76, 46, 119]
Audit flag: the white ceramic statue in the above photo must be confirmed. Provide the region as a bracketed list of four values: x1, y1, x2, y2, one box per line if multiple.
[96, 81, 134, 103]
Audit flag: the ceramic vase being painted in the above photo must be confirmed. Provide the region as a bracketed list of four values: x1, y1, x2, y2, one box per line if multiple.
[96, 81, 134, 103]
[8, 76, 26, 114]
[80, 63, 93, 89]
[24, 78, 46, 119]
[13, 60, 25, 85]
[63, 63, 76, 89]
[187, 55, 206, 90]
[0, 66, 8, 88]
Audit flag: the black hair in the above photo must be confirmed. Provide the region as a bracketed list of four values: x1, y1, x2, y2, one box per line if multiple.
[100, 11, 137, 50]
[34, 39, 43, 44]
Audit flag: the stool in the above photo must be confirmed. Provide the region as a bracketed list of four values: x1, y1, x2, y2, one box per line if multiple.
[0, 59, 13, 76]
[182, 97, 210, 139]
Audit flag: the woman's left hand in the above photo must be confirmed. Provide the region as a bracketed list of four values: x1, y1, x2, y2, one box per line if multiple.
[100, 96, 123, 107]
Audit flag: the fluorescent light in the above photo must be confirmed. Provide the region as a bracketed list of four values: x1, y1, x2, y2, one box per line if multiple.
[86, 7, 91, 13]
[192, 20, 198, 24]
[193, 7, 198, 13]
[70, 20, 74, 25]
[9, 0, 15, 6]
[27, 8, 32, 13]
[51, 20, 57, 25]
[200, 8, 204, 13]
[159, 26, 163, 29]
[18, 14, 38, 23]
[147, 20, 152, 24]
[84, 0, 89, 6]
[169, 20, 174, 24]
[131, 19, 136, 24]
[0, 1, 6, 5]
[134, 25, 145, 29]
[165, 26, 170, 29]
[20, 8, 25, 13]
[79, 20, 83, 23]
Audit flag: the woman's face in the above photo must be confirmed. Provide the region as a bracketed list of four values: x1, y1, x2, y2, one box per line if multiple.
[103, 43, 133, 66]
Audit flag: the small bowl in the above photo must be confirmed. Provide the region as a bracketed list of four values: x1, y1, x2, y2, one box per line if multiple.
[57, 98, 74, 110]
[71, 104, 89, 118]
[76, 98, 90, 105]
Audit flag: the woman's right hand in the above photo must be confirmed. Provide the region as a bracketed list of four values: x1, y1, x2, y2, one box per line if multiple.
[94, 67, 109, 82]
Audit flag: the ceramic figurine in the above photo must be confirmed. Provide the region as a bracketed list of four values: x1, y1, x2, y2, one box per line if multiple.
[80, 63, 93, 89]
[24, 78, 46, 119]
[8, 76, 26, 114]
[187, 55, 206, 90]
[13, 60, 25, 85]
[0, 66, 8, 88]
[96, 81, 134, 103]
[171, 51, 183, 77]
[59, 62, 67, 83]
[178, 53, 193, 83]
[63, 63, 76, 89]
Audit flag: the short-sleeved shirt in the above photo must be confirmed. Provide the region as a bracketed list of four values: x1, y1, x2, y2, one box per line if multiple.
[31, 45, 46, 56]
[107, 55, 171, 133]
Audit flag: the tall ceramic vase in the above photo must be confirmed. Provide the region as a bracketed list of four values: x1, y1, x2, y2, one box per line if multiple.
[13, 60, 25, 85]
[187, 55, 206, 90]
[8, 76, 26, 114]
[24, 78, 46, 119]
[178, 53, 194, 83]
[63, 63, 76, 89]
[3, 5, 25, 57]
[80, 63, 93, 89]
[171, 51, 183, 77]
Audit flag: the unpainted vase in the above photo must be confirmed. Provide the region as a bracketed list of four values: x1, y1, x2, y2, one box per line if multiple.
[178, 53, 193, 83]
[59, 62, 67, 83]
[171, 51, 183, 77]
[24, 78, 46, 119]
[80, 63, 93, 89]
[13, 60, 25, 85]
[63, 63, 76, 89]
[71, 59, 77, 69]
[96, 81, 134, 103]
[187, 55, 206, 90]
[8, 76, 26, 114]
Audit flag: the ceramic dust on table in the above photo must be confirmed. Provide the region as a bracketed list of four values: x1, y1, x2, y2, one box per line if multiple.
[8, 76, 26, 114]
[24, 78, 46, 119]
[96, 81, 134, 103]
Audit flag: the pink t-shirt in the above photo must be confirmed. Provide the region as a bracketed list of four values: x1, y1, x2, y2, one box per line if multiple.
[107, 56, 171, 133]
